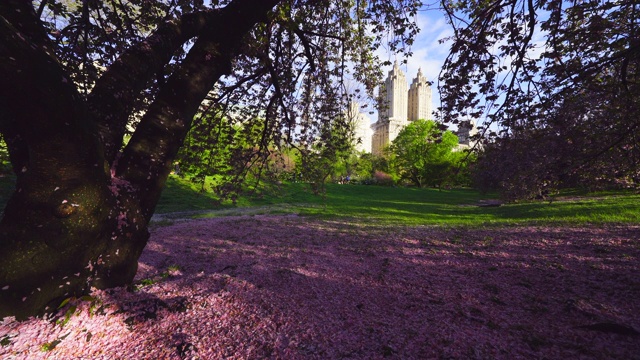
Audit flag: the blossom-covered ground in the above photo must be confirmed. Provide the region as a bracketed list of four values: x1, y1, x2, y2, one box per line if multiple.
[1, 215, 639, 359]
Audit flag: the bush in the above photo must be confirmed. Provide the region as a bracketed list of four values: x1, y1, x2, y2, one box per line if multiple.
[373, 171, 395, 186]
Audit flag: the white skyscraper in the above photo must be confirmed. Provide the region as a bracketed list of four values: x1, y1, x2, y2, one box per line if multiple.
[408, 68, 432, 121]
[378, 61, 408, 124]
[371, 62, 433, 155]
[345, 101, 372, 153]
[372, 61, 409, 155]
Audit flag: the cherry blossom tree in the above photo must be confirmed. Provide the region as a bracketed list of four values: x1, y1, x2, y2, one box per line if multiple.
[439, 0, 640, 198]
[0, 0, 420, 319]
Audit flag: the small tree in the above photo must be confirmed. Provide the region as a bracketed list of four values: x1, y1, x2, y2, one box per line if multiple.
[449, 150, 476, 187]
[389, 119, 460, 187]
[296, 115, 354, 195]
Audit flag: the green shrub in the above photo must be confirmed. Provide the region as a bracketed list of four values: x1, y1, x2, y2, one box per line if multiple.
[373, 171, 395, 186]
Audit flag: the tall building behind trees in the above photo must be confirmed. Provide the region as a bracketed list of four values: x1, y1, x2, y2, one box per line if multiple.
[348, 61, 477, 155]
[372, 61, 409, 155]
[345, 101, 373, 153]
[372, 61, 437, 155]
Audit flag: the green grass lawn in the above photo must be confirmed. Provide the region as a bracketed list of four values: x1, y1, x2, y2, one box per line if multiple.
[157, 175, 640, 226]
[1, 174, 638, 226]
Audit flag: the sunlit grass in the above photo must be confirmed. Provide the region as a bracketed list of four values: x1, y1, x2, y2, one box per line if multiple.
[155, 176, 639, 226]
[0, 174, 637, 226]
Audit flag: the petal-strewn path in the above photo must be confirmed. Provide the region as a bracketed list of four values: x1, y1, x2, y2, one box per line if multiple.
[2, 215, 639, 359]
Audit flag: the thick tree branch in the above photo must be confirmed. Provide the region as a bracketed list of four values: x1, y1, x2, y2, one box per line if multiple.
[292, 26, 318, 72]
[0, 1, 51, 46]
[115, 0, 280, 219]
[0, 13, 100, 168]
[87, 10, 221, 164]
[36, 0, 49, 18]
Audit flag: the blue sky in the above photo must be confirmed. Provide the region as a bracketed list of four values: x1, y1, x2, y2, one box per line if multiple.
[381, 7, 452, 88]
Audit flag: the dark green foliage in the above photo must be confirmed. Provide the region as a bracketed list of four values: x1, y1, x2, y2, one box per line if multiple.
[175, 110, 281, 202]
[295, 112, 356, 194]
[0, 138, 11, 176]
[342, 153, 396, 185]
[350, 153, 376, 182]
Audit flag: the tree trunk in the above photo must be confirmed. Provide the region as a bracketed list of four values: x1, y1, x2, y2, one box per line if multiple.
[0, 37, 150, 317]
[0, 166, 150, 319]
[0, 0, 280, 320]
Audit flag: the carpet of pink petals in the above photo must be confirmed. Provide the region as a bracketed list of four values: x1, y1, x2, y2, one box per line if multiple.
[1, 215, 639, 359]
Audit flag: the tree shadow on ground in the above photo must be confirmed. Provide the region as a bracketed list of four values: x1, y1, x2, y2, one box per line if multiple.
[13, 217, 637, 359]
[128, 217, 640, 359]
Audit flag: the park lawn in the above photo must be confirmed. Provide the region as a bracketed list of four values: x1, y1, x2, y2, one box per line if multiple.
[0, 174, 638, 226]
[155, 175, 640, 226]
[298, 186, 640, 226]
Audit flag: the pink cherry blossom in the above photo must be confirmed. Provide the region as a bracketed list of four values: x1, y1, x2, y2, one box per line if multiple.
[1, 216, 638, 359]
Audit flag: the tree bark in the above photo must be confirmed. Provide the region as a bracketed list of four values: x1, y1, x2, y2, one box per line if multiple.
[0, 0, 279, 320]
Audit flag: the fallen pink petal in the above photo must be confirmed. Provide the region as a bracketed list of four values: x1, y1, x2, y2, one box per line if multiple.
[1, 215, 638, 359]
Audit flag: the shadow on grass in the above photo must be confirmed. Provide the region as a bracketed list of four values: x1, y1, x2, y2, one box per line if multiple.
[155, 176, 225, 214]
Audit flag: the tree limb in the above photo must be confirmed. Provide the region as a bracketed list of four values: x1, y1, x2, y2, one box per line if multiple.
[115, 0, 281, 219]
[87, 10, 221, 164]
